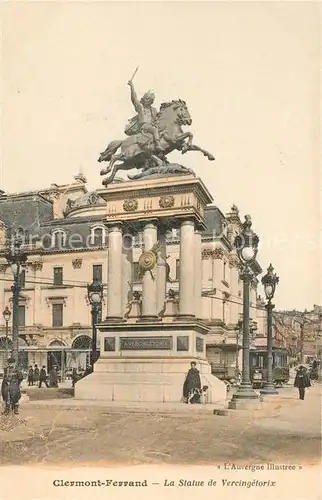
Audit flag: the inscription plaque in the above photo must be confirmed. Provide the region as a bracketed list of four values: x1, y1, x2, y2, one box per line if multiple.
[177, 336, 189, 352]
[120, 336, 172, 350]
[104, 337, 116, 351]
[196, 337, 204, 353]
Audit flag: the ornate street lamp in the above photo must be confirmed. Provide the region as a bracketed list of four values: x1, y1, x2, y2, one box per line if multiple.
[260, 264, 279, 395]
[2, 306, 11, 365]
[87, 277, 103, 366]
[230, 215, 260, 406]
[5, 236, 28, 366]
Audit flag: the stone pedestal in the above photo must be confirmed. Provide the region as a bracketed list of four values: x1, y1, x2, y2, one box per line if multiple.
[75, 320, 226, 403]
[228, 397, 262, 410]
[75, 175, 226, 404]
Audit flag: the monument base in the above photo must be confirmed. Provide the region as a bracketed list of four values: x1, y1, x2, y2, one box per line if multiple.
[75, 358, 226, 403]
[75, 320, 226, 404]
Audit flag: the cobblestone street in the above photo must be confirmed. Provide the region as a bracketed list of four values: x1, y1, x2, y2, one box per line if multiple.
[0, 384, 320, 466]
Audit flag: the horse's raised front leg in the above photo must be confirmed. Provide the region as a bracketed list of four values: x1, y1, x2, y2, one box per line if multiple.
[181, 143, 215, 161]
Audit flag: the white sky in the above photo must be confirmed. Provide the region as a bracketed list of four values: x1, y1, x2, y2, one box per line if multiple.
[1, 1, 320, 310]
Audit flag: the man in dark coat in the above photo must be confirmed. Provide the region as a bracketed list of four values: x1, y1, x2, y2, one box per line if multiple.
[49, 366, 58, 388]
[183, 362, 202, 404]
[27, 365, 34, 386]
[39, 365, 49, 388]
[294, 365, 311, 400]
[1, 358, 24, 415]
[33, 364, 40, 384]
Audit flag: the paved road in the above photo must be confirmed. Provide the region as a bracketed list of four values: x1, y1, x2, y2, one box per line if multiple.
[0, 383, 320, 466]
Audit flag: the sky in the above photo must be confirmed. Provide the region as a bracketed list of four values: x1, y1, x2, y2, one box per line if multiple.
[0, 1, 320, 311]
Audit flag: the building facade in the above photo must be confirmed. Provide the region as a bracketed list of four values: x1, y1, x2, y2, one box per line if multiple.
[0, 175, 263, 377]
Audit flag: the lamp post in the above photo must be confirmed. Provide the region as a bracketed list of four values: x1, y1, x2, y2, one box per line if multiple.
[260, 264, 279, 395]
[5, 236, 27, 366]
[87, 277, 103, 367]
[235, 318, 242, 379]
[230, 215, 260, 406]
[2, 306, 11, 365]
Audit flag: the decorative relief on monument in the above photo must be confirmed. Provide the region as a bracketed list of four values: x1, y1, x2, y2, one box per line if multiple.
[196, 337, 204, 353]
[180, 195, 191, 207]
[120, 336, 172, 350]
[107, 204, 117, 214]
[177, 336, 189, 352]
[138, 242, 160, 280]
[143, 199, 153, 211]
[123, 199, 138, 212]
[72, 258, 82, 269]
[159, 195, 175, 209]
[104, 337, 116, 352]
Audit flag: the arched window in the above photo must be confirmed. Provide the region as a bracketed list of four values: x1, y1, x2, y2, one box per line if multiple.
[90, 226, 105, 246]
[48, 339, 65, 347]
[72, 335, 92, 349]
[51, 229, 66, 248]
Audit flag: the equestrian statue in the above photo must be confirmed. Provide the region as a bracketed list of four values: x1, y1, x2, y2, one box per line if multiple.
[98, 68, 215, 185]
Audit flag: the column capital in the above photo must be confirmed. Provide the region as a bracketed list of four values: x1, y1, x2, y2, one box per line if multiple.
[180, 219, 195, 228]
[105, 221, 123, 232]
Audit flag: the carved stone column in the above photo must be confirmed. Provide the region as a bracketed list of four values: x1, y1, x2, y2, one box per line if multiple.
[194, 229, 202, 319]
[122, 231, 134, 318]
[107, 224, 123, 320]
[142, 221, 158, 319]
[179, 219, 195, 318]
[156, 227, 167, 316]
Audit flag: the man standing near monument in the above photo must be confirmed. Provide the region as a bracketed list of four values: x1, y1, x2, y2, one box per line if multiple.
[125, 78, 161, 149]
[183, 362, 202, 404]
[1, 358, 24, 415]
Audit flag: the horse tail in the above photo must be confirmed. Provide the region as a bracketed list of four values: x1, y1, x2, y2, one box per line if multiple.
[98, 140, 123, 162]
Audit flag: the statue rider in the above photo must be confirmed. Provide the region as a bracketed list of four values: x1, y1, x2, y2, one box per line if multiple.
[125, 80, 161, 149]
[1, 357, 23, 415]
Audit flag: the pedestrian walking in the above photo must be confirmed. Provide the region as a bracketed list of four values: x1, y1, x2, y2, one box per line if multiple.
[294, 365, 311, 400]
[27, 365, 34, 386]
[33, 364, 40, 384]
[38, 365, 49, 388]
[71, 368, 78, 388]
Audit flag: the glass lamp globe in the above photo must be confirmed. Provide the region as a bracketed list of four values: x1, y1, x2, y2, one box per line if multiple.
[10, 263, 19, 276]
[2, 307, 11, 322]
[264, 284, 274, 299]
[90, 292, 101, 304]
[241, 246, 255, 262]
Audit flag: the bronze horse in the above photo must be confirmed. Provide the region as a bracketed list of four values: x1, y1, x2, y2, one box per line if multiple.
[98, 100, 214, 185]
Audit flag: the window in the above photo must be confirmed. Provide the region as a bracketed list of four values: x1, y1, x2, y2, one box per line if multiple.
[52, 304, 63, 327]
[91, 226, 105, 246]
[51, 230, 66, 248]
[223, 261, 227, 281]
[53, 267, 63, 286]
[18, 305, 25, 327]
[222, 300, 226, 323]
[93, 227, 103, 246]
[132, 262, 141, 281]
[92, 264, 103, 282]
[19, 269, 26, 288]
[175, 259, 180, 280]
